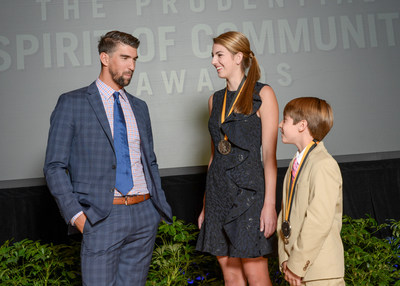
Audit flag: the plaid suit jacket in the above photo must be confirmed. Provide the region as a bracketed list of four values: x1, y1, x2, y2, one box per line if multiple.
[44, 82, 172, 227]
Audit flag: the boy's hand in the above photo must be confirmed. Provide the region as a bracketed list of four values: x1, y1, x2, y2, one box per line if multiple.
[282, 262, 302, 286]
[260, 205, 277, 238]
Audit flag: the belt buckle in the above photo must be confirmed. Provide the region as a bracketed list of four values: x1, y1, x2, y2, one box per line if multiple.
[124, 196, 128, 206]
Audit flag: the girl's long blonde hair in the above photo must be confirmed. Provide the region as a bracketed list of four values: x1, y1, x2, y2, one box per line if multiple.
[213, 31, 261, 115]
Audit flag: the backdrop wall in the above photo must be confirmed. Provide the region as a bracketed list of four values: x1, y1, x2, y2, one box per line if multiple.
[1, 0, 399, 182]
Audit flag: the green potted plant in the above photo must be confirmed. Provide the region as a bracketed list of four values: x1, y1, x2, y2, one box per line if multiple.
[146, 216, 221, 285]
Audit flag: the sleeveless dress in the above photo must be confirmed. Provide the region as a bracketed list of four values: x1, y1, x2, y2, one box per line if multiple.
[196, 82, 276, 258]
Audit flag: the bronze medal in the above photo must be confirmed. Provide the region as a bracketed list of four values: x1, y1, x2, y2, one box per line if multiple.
[281, 220, 291, 239]
[218, 139, 231, 155]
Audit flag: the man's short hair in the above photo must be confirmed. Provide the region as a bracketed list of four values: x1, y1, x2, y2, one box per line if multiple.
[283, 97, 334, 141]
[98, 31, 140, 55]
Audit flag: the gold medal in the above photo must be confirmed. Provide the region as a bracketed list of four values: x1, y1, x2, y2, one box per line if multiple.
[281, 220, 291, 239]
[218, 139, 231, 155]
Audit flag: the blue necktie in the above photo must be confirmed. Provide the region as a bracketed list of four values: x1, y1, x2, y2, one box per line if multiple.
[113, 91, 133, 195]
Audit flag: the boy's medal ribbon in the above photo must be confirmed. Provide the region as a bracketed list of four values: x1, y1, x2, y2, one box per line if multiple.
[282, 140, 319, 244]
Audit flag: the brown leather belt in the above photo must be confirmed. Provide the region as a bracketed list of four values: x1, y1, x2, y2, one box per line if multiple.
[113, 194, 150, 206]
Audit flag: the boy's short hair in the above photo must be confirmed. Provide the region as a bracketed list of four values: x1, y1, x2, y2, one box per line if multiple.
[284, 97, 333, 141]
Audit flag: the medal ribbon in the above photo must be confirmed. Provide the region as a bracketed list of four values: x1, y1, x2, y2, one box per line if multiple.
[284, 140, 319, 222]
[220, 77, 246, 141]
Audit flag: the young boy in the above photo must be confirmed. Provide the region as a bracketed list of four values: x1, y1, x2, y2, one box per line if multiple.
[277, 97, 345, 286]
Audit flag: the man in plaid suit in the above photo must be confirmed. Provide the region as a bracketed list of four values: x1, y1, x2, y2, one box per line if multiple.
[44, 31, 172, 286]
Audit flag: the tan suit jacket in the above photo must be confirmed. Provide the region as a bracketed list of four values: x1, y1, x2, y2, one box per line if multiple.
[277, 142, 344, 282]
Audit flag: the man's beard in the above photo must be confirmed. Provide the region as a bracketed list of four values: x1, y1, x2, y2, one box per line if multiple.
[111, 70, 132, 87]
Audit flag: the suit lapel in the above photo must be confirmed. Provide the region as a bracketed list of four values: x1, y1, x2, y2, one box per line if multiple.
[282, 162, 293, 211]
[127, 94, 146, 140]
[126, 94, 153, 190]
[86, 82, 114, 149]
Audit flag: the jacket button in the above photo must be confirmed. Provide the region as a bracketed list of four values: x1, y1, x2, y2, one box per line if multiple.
[238, 154, 244, 161]
[112, 164, 116, 169]
[110, 188, 114, 193]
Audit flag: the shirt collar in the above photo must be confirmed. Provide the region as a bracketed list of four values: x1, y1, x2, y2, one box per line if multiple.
[96, 78, 128, 102]
[295, 146, 307, 164]
[295, 140, 317, 163]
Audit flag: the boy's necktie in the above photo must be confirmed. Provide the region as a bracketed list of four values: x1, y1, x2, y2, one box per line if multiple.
[113, 92, 133, 195]
[291, 157, 299, 182]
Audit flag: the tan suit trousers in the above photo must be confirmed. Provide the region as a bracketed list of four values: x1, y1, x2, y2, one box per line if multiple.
[304, 277, 345, 285]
